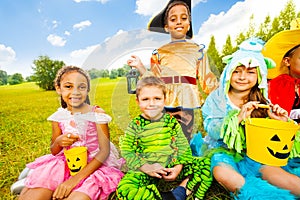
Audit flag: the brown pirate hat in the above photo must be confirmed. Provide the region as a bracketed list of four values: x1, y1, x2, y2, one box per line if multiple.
[147, 0, 193, 39]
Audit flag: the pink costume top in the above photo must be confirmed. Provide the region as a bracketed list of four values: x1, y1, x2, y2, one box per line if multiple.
[24, 107, 125, 200]
[148, 40, 210, 108]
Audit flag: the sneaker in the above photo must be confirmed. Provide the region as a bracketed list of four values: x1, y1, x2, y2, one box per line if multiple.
[11, 178, 25, 195]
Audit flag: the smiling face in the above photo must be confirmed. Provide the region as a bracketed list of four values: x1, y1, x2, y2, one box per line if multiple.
[164, 4, 190, 41]
[230, 65, 258, 94]
[56, 71, 89, 111]
[137, 85, 165, 120]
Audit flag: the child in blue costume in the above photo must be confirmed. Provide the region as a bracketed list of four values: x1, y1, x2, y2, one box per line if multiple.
[201, 38, 300, 199]
[117, 76, 212, 200]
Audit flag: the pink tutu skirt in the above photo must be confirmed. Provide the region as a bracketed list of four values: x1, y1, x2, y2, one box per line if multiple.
[25, 153, 124, 200]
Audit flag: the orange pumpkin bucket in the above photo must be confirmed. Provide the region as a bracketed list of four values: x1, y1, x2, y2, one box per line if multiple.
[64, 146, 88, 176]
[245, 118, 299, 166]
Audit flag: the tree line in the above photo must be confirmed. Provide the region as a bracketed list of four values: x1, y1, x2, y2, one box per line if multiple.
[0, 55, 131, 89]
[0, 0, 298, 89]
[206, 0, 299, 77]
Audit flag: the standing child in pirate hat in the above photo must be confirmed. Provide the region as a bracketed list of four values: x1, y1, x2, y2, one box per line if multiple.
[127, 0, 218, 147]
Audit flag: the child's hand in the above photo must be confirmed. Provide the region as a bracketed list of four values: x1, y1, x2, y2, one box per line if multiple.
[139, 163, 168, 178]
[162, 164, 183, 181]
[52, 177, 78, 199]
[238, 101, 260, 123]
[127, 55, 146, 75]
[267, 104, 289, 121]
[127, 55, 142, 68]
[57, 133, 80, 147]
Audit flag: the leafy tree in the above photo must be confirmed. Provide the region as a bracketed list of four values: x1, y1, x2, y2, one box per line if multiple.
[234, 15, 256, 47]
[235, 32, 246, 47]
[100, 69, 109, 78]
[221, 35, 236, 58]
[277, 0, 296, 31]
[267, 0, 296, 39]
[32, 55, 65, 90]
[117, 68, 126, 77]
[256, 15, 272, 42]
[25, 75, 35, 82]
[0, 70, 8, 85]
[245, 14, 256, 39]
[88, 68, 102, 79]
[123, 64, 131, 70]
[109, 69, 118, 79]
[8, 73, 24, 85]
[117, 64, 132, 77]
[268, 17, 281, 39]
[207, 36, 223, 76]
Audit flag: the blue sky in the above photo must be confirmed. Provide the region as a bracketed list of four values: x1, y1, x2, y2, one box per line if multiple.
[0, 0, 297, 77]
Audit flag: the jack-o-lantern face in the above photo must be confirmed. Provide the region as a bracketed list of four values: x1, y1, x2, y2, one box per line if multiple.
[64, 146, 87, 176]
[267, 134, 295, 159]
[67, 156, 84, 173]
[246, 118, 299, 166]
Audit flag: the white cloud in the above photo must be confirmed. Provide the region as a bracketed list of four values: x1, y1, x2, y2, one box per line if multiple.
[70, 45, 99, 60]
[194, 0, 299, 50]
[116, 29, 125, 35]
[52, 20, 58, 29]
[64, 31, 71, 36]
[0, 45, 33, 77]
[73, 20, 92, 31]
[103, 28, 125, 43]
[73, 0, 109, 3]
[105, 29, 130, 52]
[49, 45, 100, 73]
[107, 49, 153, 71]
[0, 44, 16, 65]
[135, 0, 164, 16]
[47, 34, 67, 47]
[82, 29, 169, 71]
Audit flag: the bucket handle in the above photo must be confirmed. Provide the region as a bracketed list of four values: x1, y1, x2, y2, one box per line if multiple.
[244, 117, 252, 124]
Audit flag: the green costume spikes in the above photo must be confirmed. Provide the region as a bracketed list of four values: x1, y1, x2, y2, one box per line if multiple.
[117, 113, 213, 200]
[221, 110, 246, 153]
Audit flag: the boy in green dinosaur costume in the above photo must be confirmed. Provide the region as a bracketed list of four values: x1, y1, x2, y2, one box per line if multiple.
[117, 76, 212, 200]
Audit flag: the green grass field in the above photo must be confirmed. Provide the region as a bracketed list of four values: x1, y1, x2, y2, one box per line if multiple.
[0, 78, 230, 200]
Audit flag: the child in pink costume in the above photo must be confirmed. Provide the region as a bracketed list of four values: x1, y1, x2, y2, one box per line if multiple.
[19, 66, 125, 200]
